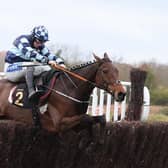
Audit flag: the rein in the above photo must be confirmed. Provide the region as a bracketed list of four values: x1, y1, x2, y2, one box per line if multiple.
[43, 85, 90, 104]
[40, 63, 98, 104]
[51, 64, 97, 87]
[43, 61, 113, 103]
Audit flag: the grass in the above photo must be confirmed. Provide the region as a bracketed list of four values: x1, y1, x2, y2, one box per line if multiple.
[148, 106, 168, 122]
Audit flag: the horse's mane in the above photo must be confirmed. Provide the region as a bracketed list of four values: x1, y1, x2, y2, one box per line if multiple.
[69, 56, 112, 71]
[42, 57, 111, 82]
[70, 60, 96, 71]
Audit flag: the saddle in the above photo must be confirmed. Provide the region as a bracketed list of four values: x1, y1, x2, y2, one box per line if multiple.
[8, 69, 60, 109]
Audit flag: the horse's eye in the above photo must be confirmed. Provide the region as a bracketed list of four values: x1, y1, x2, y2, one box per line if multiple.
[102, 69, 108, 74]
[116, 80, 120, 84]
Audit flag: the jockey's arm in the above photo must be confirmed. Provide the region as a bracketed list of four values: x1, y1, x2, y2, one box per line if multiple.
[14, 37, 49, 63]
[40, 46, 66, 68]
[15, 37, 66, 67]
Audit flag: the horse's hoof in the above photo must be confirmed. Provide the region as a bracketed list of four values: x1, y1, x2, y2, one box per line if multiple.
[78, 137, 90, 150]
[98, 138, 105, 145]
[85, 142, 96, 154]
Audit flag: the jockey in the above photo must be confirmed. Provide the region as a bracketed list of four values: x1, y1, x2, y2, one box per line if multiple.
[4, 25, 66, 100]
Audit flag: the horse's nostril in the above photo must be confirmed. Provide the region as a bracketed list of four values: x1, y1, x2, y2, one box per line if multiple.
[118, 92, 126, 101]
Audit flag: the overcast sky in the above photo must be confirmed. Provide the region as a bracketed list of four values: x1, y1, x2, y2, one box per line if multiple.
[0, 0, 168, 64]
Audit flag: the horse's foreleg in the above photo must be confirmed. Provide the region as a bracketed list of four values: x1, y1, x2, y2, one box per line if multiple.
[60, 115, 82, 131]
[92, 115, 106, 145]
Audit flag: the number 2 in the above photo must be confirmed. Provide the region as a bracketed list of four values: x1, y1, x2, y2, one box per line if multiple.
[14, 91, 23, 106]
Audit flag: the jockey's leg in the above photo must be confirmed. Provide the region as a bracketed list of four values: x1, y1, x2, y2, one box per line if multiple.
[25, 67, 35, 99]
[25, 67, 44, 100]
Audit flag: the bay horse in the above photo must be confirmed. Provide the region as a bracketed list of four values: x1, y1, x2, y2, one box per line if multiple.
[0, 53, 126, 134]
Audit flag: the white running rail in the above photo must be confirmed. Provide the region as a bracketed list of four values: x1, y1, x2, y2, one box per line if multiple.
[87, 81, 150, 122]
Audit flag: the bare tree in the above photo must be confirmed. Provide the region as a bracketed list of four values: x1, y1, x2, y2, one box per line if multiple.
[0, 51, 6, 71]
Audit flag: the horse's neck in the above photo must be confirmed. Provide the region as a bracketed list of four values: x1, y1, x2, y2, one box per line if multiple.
[51, 63, 98, 103]
[70, 63, 98, 99]
[76, 63, 98, 80]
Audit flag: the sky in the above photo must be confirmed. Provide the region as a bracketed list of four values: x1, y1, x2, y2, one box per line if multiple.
[0, 0, 168, 64]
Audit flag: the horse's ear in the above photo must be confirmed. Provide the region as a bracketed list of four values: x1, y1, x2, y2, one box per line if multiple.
[104, 52, 112, 62]
[104, 52, 110, 59]
[93, 53, 101, 62]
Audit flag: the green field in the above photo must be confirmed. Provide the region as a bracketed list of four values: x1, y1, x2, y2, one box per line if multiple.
[148, 106, 168, 122]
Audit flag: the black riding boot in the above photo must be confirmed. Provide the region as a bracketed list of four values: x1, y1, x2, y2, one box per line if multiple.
[25, 67, 44, 100]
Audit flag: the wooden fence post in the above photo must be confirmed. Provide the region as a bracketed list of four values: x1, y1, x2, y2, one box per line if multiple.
[126, 68, 147, 121]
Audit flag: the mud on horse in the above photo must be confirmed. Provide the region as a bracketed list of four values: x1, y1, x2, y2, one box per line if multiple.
[0, 53, 126, 137]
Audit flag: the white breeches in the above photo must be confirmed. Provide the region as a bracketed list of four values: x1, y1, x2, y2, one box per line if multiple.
[4, 62, 51, 82]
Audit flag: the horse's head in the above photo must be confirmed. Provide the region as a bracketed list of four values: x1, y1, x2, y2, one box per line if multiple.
[94, 53, 126, 102]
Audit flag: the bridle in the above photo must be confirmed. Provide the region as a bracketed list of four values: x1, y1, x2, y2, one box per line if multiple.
[93, 61, 120, 92]
[98, 68, 121, 93]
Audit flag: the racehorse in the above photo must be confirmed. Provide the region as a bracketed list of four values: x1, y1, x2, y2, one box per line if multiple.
[0, 53, 126, 133]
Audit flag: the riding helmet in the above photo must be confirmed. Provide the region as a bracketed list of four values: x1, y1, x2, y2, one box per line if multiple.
[32, 25, 49, 42]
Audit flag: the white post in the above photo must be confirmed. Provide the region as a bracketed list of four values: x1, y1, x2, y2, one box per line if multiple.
[141, 86, 150, 121]
[99, 90, 104, 116]
[113, 86, 127, 121]
[106, 93, 112, 122]
[88, 82, 150, 122]
[121, 86, 127, 120]
[91, 88, 98, 116]
[113, 101, 119, 121]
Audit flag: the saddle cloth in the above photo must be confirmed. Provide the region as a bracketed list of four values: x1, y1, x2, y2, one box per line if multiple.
[8, 70, 59, 110]
[8, 83, 48, 109]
